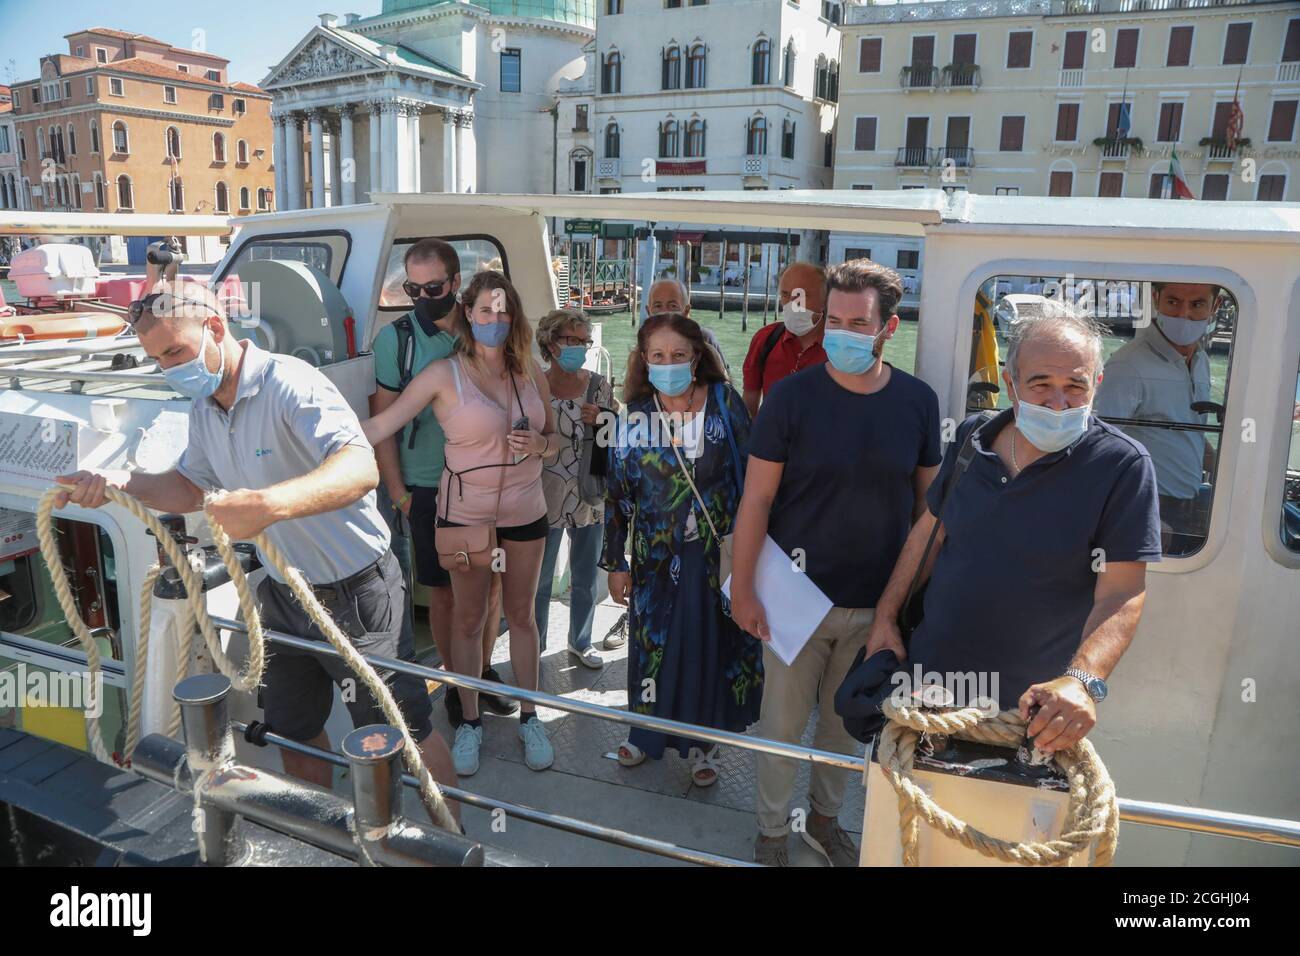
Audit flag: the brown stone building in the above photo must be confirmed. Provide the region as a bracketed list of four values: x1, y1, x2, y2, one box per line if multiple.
[7, 27, 275, 218]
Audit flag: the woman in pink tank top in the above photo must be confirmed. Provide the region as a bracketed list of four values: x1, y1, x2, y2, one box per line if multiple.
[364, 271, 561, 776]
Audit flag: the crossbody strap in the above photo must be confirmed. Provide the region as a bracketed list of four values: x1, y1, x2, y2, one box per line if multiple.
[899, 411, 992, 616]
[655, 392, 722, 545]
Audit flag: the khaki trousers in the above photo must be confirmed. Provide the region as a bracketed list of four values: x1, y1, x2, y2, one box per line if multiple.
[754, 606, 872, 837]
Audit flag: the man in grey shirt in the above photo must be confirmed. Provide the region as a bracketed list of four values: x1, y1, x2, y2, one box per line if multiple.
[56, 284, 459, 825]
[1096, 281, 1218, 554]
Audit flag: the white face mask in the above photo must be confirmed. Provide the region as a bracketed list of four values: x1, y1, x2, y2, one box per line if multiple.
[781, 301, 820, 337]
[1011, 381, 1091, 453]
[1155, 311, 1209, 347]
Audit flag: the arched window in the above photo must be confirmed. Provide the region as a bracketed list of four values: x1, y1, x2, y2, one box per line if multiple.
[17, 132, 25, 162]
[570, 148, 591, 192]
[781, 118, 796, 159]
[67, 123, 77, 156]
[237, 139, 249, 164]
[829, 60, 839, 102]
[685, 118, 706, 157]
[662, 46, 681, 90]
[601, 51, 622, 94]
[604, 122, 621, 159]
[815, 55, 829, 99]
[166, 126, 182, 159]
[116, 174, 133, 209]
[752, 39, 771, 85]
[659, 119, 679, 158]
[94, 173, 106, 209]
[686, 44, 706, 89]
[747, 116, 768, 155]
[257, 187, 270, 211]
[212, 132, 226, 163]
[112, 121, 129, 154]
[70, 174, 81, 208]
[37, 128, 46, 160]
[239, 186, 250, 210]
[90, 120, 100, 153]
[215, 181, 229, 213]
[170, 177, 184, 212]
[783, 39, 796, 86]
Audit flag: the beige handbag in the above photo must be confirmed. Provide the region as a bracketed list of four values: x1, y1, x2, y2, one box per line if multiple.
[658, 394, 735, 583]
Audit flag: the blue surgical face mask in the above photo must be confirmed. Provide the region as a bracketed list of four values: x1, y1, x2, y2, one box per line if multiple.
[647, 360, 693, 397]
[1154, 311, 1209, 347]
[1011, 381, 1091, 453]
[823, 328, 878, 375]
[163, 324, 225, 400]
[555, 345, 588, 373]
[470, 318, 511, 347]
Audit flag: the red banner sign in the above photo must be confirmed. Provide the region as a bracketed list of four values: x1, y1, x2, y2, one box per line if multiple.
[656, 160, 707, 176]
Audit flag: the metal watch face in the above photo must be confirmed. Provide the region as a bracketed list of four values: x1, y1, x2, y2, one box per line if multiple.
[1087, 676, 1109, 703]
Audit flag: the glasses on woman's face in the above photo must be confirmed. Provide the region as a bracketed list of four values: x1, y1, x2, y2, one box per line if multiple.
[555, 335, 593, 349]
[402, 277, 453, 299]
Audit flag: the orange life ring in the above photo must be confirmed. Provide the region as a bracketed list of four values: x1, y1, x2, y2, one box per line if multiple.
[0, 311, 128, 342]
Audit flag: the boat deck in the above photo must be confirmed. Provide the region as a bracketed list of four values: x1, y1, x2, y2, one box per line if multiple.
[413, 594, 866, 866]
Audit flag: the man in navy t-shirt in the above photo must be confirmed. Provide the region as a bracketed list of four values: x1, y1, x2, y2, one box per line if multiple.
[867, 301, 1161, 759]
[731, 258, 942, 867]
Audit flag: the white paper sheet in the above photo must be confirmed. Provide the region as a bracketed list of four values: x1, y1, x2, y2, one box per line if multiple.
[723, 534, 834, 667]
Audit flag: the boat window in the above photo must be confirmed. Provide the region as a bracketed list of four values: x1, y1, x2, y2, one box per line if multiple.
[0, 517, 122, 746]
[966, 275, 1237, 558]
[219, 231, 351, 289]
[1281, 356, 1300, 553]
[378, 236, 509, 311]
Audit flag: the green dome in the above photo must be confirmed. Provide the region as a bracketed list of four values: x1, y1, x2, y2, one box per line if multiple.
[380, 0, 595, 27]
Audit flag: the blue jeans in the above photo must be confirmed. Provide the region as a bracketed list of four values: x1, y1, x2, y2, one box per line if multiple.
[375, 483, 415, 656]
[535, 524, 603, 652]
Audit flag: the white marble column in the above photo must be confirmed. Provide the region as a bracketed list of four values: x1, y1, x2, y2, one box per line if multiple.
[340, 106, 356, 205]
[368, 101, 382, 198]
[408, 104, 422, 193]
[328, 118, 342, 206]
[380, 101, 398, 193]
[284, 113, 303, 211]
[395, 103, 411, 192]
[456, 111, 476, 193]
[272, 115, 287, 209]
[442, 108, 456, 193]
[308, 109, 326, 209]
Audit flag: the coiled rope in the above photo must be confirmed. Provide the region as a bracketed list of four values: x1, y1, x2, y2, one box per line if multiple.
[35, 485, 456, 832]
[876, 698, 1119, 867]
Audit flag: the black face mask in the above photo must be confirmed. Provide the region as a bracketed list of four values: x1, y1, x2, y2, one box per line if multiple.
[413, 291, 456, 332]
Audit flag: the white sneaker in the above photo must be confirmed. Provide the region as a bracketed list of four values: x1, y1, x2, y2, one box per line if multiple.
[518, 716, 554, 771]
[452, 723, 483, 776]
[567, 645, 603, 669]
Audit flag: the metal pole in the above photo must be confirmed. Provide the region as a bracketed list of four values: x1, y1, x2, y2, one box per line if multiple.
[741, 241, 750, 332]
[762, 246, 773, 325]
[173, 673, 240, 866]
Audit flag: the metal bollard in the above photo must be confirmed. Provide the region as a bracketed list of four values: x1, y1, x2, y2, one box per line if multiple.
[173, 673, 241, 866]
[342, 724, 483, 867]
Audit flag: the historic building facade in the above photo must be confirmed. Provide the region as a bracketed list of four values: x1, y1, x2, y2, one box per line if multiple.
[262, 2, 595, 208]
[6, 27, 274, 220]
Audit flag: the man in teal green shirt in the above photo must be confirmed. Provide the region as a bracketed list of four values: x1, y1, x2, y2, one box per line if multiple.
[370, 238, 517, 726]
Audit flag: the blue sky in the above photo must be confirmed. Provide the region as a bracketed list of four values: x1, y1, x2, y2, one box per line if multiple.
[0, 0, 348, 88]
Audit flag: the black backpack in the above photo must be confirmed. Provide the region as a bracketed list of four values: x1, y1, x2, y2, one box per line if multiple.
[392, 315, 421, 451]
[754, 324, 787, 384]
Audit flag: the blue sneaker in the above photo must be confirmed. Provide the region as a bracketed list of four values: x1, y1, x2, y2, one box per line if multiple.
[518, 716, 554, 771]
[452, 723, 483, 776]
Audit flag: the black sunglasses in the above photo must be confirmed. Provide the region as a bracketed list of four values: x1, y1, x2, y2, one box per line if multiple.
[127, 291, 220, 326]
[403, 278, 454, 299]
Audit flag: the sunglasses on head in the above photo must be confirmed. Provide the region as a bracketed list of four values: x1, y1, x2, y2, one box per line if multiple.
[127, 291, 220, 326]
[403, 278, 454, 299]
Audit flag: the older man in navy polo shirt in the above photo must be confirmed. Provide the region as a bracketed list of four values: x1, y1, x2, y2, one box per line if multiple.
[56, 284, 460, 825]
[867, 302, 1161, 754]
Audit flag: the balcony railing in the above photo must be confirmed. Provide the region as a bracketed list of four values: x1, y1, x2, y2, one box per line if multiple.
[935, 145, 973, 168]
[900, 65, 939, 90]
[1199, 137, 1249, 162]
[1059, 69, 1085, 88]
[742, 156, 768, 178]
[942, 64, 981, 90]
[1279, 62, 1300, 84]
[1099, 140, 1130, 159]
[895, 146, 933, 167]
[595, 157, 621, 179]
[847, 0, 1268, 24]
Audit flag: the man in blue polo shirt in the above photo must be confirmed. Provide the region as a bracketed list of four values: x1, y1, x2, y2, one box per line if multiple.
[731, 258, 942, 867]
[56, 283, 460, 825]
[867, 302, 1161, 759]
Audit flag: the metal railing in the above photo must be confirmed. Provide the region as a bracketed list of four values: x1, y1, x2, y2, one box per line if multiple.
[900, 65, 939, 90]
[936, 146, 973, 168]
[895, 146, 933, 168]
[203, 614, 1300, 862]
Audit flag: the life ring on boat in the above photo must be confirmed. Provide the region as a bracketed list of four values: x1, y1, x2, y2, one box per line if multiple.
[0, 311, 128, 342]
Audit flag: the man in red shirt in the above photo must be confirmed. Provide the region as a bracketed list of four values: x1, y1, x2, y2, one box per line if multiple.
[741, 262, 828, 419]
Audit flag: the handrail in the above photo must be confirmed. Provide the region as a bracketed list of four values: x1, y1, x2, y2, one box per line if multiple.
[208, 615, 1300, 851]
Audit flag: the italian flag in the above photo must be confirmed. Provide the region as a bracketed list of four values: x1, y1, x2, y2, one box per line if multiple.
[1169, 149, 1195, 200]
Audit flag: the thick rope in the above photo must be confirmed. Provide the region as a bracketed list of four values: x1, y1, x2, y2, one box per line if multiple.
[877, 698, 1119, 867]
[35, 485, 456, 832]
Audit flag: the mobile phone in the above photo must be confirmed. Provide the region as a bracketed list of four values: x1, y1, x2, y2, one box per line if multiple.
[512, 416, 530, 463]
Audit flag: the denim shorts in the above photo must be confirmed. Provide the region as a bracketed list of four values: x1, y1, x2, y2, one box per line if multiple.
[257, 549, 434, 742]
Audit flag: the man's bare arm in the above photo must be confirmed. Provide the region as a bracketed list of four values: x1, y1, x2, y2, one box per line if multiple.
[742, 386, 761, 421]
[56, 468, 205, 513]
[370, 386, 407, 504]
[260, 444, 379, 524]
[1071, 560, 1148, 678]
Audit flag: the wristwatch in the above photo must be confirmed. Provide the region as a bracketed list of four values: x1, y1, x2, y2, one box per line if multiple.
[1064, 667, 1108, 703]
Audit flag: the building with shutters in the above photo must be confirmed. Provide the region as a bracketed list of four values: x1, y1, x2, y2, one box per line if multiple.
[833, 0, 1298, 203]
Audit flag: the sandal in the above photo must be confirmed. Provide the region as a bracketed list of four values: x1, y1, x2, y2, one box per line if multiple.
[617, 740, 646, 767]
[689, 746, 720, 788]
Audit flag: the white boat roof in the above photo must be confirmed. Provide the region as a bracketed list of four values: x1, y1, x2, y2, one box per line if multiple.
[0, 210, 232, 237]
